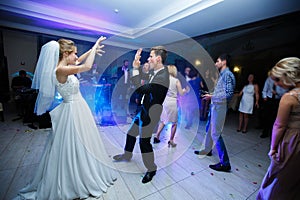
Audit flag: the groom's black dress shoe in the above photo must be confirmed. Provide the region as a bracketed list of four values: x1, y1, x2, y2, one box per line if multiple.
[142, 171, 156, 184]
[209, 162, 231, 172]
[113, 154, 132, 161]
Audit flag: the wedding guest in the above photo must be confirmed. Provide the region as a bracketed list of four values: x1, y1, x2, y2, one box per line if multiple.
[117, 59, 130, 99]
[11, 69, 32, 116]
[257, 57, 300, 199]
[184, 69, 203, 129]
[153, 65, 188, 147]
[260, 75, 288, 138]
[194, 53, 235, 172]
[237, 74, 259, 133]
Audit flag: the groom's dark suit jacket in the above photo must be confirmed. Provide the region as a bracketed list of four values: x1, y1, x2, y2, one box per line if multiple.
[131, 66, 169, 134]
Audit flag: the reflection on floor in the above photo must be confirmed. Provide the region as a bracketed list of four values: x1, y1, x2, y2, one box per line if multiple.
[0, 102, 270, 200]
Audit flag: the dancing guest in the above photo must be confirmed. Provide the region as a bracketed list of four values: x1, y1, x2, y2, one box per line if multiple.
[113, 47, 169, 184]
[237, 74, 259, 133]
[153, 65, 188, 147]
[194, 53, 235, 172]
[257, 57, 300, 199]
[19, 37, 116, 199]
[184, 69, 203, 129]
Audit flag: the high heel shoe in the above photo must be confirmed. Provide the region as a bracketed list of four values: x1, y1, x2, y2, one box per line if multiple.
[168, 141, 177, 148]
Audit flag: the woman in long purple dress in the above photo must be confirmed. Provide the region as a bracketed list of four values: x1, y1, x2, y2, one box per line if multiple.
[257, 57, 300, 199]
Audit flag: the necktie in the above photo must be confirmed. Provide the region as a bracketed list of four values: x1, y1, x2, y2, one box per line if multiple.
[148, 71, 155, 83]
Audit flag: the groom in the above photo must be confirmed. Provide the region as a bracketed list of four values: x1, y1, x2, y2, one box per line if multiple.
[113, 46, 169, 183]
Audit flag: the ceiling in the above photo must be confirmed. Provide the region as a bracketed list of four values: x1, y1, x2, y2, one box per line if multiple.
[0, 0, 300, 49]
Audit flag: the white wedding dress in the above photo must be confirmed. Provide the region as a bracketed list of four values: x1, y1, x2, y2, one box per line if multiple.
[19, 75, 116, 200]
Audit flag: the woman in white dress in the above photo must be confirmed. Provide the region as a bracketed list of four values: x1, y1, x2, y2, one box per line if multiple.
[19, 37, 116, 199]
[153, 65, 188, 147]
[237, 74, 259, 133]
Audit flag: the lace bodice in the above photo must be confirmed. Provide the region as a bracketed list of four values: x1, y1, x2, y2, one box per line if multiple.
[56, 75, 81, 102]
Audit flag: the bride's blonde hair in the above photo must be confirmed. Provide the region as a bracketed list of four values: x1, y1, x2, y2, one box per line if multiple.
[57, 39, 76, 61]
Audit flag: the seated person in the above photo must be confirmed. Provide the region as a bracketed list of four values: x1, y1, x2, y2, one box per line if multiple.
[11, 70, 32, 116]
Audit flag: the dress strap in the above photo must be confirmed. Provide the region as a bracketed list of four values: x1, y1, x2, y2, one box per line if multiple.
[288, 88, 300, 103]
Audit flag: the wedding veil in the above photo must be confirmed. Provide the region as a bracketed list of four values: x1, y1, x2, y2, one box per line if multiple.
[31, 40, 59, 115]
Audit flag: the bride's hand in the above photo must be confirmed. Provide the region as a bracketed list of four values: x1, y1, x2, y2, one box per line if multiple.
[96, 47, 105, 56]
[93, 36, 106, 56]
[133, 48, 142, 69]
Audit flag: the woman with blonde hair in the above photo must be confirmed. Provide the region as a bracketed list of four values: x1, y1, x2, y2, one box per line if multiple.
[153, 65, 188, 147]
[257, 57, 300, 199]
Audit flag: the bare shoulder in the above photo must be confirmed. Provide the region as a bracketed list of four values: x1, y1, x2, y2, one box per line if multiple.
[55, 69, 67, 84]
[287, 89, 300, 102]
[55, 66, 65, 75]
[281, 91, 298, 105]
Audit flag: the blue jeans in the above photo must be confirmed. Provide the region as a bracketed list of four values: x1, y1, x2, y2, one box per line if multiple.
[203, 102, 230, 166]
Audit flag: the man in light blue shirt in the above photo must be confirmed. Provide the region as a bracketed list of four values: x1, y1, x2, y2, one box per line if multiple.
[194, 53, 235, 172]
[262, 76, 287, 99]
[260, 76, 288, 138]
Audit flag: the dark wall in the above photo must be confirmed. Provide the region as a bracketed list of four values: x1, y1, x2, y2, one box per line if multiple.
[0, 31, 10, 102]
[194, 11, 300, 92]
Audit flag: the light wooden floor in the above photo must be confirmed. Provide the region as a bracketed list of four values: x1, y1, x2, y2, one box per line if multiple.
[0, 102, 270, 200]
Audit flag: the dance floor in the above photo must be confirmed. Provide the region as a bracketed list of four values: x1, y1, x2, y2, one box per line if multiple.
[0, 101, 270, 200]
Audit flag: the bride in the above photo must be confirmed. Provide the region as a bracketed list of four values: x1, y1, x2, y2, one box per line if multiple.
[19, 36, 116, 199]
